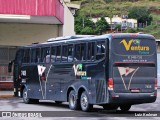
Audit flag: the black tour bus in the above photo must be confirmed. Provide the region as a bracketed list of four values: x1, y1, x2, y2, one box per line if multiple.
[8, 33, 157, 112]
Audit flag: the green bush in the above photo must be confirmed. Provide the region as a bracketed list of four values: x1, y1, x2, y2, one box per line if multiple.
[81, 27, 95, 35]
[124, 28, 138, 33]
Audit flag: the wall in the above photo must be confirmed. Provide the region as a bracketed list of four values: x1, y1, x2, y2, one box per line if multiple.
[0, 23, 59, 46]
[62, 2, 75, 36]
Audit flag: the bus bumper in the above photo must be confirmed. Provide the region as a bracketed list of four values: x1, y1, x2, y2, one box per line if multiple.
[109, 91, 157, 104]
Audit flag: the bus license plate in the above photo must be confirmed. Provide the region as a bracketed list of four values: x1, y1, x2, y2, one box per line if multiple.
[130, 89, 140, 93]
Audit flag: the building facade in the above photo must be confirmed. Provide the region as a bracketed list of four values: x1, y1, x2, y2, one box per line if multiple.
[0, 0, 77, 89]
[92, 15, 137, 30]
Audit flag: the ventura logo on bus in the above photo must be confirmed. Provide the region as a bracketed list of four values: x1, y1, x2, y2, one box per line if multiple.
[120, 39, 150, 52]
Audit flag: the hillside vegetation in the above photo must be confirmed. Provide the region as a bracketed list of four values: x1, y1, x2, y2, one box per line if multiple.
[75, 0, 160, 38]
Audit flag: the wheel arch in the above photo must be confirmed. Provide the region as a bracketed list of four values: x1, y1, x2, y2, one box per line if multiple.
[77, 86, 89, 101]
[67, 86, 75, 102]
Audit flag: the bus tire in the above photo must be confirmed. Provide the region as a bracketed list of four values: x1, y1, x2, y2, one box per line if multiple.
[80, 91, 93, 112]
[69, 90, 80, 110]
[23, 88, 32, 104]
[103, 104, 118, 110]
[120, 105, 131, 111]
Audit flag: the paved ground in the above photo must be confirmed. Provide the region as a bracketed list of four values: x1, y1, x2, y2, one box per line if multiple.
[0, 90, 160, 120]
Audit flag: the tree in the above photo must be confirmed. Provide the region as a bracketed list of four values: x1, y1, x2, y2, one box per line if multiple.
[81, 27, 95, 35]
[75, 16, 95, 34]
[128, 7, 152, 27]
[95, 17, 109, 35]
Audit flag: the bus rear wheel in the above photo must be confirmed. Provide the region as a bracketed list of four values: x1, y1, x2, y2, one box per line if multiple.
[120, 105, 131, 111]
[69, 90, 80, 110]
[80, 91, 93, 112]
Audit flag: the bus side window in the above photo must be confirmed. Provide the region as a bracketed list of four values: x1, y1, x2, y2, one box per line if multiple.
[51, 47, 56, 63]
[74, 44, 81, 61]
[15, 49, 24, 64]
[96, 41, 105, 60]
[41, 47, 50, 63]
[56, 46, 61, 62]
[31, 48, 40, 63]
[74, 43, 87, 61]
[88, 42, 95, 61]
[23, 49, 30, 63]
[62, 45, 68, 62]
[68, 45, 73, 62]
[81, 43, 87, 61]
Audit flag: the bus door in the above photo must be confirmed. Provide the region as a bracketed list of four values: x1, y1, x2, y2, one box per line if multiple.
[111, 38, 156, 93]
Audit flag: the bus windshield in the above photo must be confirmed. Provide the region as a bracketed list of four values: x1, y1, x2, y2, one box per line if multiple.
[112, 38, 156, 56]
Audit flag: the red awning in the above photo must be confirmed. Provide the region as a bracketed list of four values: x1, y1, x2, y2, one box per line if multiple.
[0, 0, 64, 24]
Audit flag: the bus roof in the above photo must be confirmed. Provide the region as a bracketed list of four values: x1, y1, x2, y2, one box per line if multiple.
[22, 33, 155, 48]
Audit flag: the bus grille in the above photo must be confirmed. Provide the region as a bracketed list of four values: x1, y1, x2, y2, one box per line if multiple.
[96, 80, 106, 103]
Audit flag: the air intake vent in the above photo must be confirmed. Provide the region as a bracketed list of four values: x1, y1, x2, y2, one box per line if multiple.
[96, 80, 106, 103]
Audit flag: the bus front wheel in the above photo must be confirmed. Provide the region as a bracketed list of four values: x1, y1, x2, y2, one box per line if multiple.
[80, 91, 93, 112]
[23, 88, 32, 104]
[69, 90, 80, 110]
[120, 105, 131, 111]
[23, 88, 39, 104]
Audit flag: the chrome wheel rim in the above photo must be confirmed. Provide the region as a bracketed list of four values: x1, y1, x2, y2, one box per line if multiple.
[81, 94, 88, 108]
[23, 90, 28, 102]
[70, 94, 75, 106]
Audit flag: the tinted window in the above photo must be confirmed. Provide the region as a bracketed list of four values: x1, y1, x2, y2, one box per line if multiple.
[74, 44, 81, 61]
[88, 42, 95, 61]
[23, 49, 30, 63]
[74, 43, 87, 61]
[51, 47, 56, 63]
[68, 45, 74, 62]
[62, 45, 68, 62]
[31, 48, 40, 63]
[96, 41, 105, 60]
[15, 49, 24, 64]
[56, 46, 61, 62]
[40, 47, 50, 63]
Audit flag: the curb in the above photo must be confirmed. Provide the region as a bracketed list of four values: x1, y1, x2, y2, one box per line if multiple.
[0, 95, 14, 98]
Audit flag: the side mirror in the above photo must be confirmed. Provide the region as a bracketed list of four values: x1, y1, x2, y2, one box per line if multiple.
[8, 60, 14, 73]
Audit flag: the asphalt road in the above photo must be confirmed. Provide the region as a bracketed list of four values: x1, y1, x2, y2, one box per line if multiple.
[0, 90, 160, 120]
